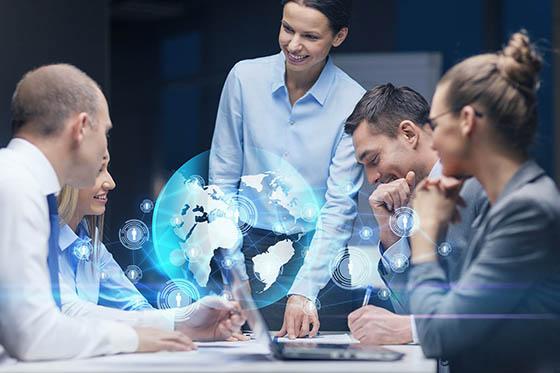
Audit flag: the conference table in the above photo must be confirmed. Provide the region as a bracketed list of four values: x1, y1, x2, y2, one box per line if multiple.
[1, 333, 436, 373]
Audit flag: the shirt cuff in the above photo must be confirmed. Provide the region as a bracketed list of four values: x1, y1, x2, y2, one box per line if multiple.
[103, 321, 138, 354]
[136, 309, 176, 332]
[410, 315, 420, 344]
[287, 279, 321, 303]
[379, 237, 411, 273]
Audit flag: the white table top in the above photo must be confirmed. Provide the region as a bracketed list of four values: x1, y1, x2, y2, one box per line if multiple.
[1, 335, 436, 373]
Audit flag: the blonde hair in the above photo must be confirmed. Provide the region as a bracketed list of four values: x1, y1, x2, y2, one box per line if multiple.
[57, 185, 105, 254]
[439, 30, 542, 157]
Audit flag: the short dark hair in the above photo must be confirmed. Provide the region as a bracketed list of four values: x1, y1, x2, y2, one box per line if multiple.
[11, 64, 102, 136]
[281, 0, 352, 33]
[344, 83, 430, 137]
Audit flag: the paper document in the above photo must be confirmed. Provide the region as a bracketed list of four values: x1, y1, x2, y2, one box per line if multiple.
[275, 333, 359, 344]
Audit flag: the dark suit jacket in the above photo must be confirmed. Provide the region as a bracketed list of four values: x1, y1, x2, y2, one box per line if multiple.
[378, 174, 488, 314]
[408, 161, 560, 372]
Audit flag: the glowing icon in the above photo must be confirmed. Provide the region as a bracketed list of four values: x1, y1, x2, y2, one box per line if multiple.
[119, 219, 149, 250]
[377, 288, 391, 301]
[222, 291, 233, 301]
[169, 249, 186, 267]
[302, 204, 318, 223]
[125, 265, 142, 284]
[390, 207, 419, 237]
[330, 247, 372, 290]
[438, 242, 453, 257]
[359, 226, 374, 240]
[140, 199, 154, 213]
[221, 256, 234, 270]
[389, 253, 409, 273]
[184, 246, 202, 263]
[175, 292, 183, 307]
[72, 240, 92, 261]
[130, 228, 138, 241]
[170, 215, 182, 227]
[226, 195, 257, 235]
[157, 279, 200, 321]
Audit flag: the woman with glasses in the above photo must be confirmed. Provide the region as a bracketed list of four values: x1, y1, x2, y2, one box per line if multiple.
[408, 30, 560, 372]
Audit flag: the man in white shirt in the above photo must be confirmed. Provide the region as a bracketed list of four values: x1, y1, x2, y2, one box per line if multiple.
[0, 64, 244, 362]
[343, 84, 487, 345]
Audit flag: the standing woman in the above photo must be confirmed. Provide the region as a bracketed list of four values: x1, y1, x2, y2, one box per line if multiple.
[408, 31, 560, 372]
[209, 0, 365, 336]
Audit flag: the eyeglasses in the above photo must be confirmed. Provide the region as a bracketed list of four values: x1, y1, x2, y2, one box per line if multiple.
[425, 107, 484, 130]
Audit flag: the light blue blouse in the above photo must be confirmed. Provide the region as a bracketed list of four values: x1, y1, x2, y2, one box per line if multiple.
[57, 221, 152, 311]
[209, 52, 366, 300]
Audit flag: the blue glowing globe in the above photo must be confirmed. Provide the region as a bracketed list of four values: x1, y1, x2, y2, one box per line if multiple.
[152, 150, 320, 307]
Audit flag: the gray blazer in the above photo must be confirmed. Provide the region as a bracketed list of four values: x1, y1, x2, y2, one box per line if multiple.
[408, 161, 560, 372]
[378, 171, 488, 314]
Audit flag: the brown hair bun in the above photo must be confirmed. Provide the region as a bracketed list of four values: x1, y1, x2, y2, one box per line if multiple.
[497, 30, 542, 93]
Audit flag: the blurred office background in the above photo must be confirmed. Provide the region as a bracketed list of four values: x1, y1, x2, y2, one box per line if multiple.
[0, 0, 557, 328]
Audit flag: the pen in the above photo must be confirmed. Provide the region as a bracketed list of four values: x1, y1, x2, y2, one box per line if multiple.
[362, 285, 373, 307]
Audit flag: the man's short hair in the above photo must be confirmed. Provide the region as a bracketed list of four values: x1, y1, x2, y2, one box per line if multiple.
[344, 83, 430, 137]
[11, 64, 102, 136]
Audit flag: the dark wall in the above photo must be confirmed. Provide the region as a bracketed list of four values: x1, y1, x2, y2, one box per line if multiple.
[107, 0, 555, 305]
[106, 0, 398, 261]
[1, 0, 554, 308]
[106, 0, 400, 304]
[0, 0, 110, 145]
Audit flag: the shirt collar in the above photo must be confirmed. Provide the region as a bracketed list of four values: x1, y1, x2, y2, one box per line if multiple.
[7, 138, 60, 196]
[271, 52, 336, 106]
[59, 221, 90, 252]
[59, 224, 80, 252]
[428, 160, 443, 178]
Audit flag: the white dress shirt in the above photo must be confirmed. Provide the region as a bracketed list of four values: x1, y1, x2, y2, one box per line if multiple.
[0, 138, 138, 362]
[377, 161, 442, 344]
[58, 222, 176, 331]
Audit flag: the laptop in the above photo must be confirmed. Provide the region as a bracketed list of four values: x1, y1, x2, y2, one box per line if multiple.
[227, 262, 404, 362]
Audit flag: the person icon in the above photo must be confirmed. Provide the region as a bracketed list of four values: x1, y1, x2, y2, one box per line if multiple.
[130, 227, 138, 241]
[359, 226, 373, 240]
[129, 270, 136, 280]
[80, 245, 89, 259]
[378, 288, 391, 301]
[402, 215, 409, 231]
[175, 291, 182, 307]
[140, 199, 154, 213]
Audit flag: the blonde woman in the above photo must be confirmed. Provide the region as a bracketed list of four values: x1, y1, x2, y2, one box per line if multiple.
[57, 151, 247, 342]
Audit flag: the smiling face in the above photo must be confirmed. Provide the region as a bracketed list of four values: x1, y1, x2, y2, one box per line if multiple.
[278, 1, 347, 75]
[352, 120, 427, 187]
[76, 150, 116, 218]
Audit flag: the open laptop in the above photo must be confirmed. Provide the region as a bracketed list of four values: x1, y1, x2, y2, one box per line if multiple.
[226, 262, 404, 362]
